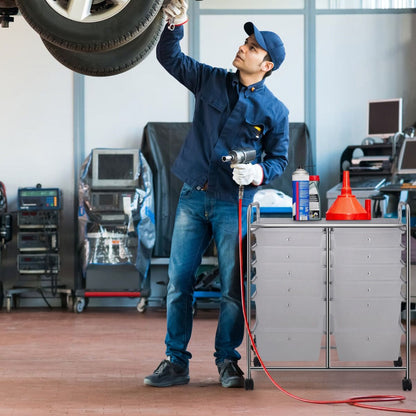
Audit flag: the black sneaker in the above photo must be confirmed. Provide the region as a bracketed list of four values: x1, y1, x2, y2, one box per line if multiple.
[217, 359, 244, 388]
[144, 359, 190, 387]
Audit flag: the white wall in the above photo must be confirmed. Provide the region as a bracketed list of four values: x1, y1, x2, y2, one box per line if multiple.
[0, 16, 73, 209]
[0, 15, 74, 291]
[84, 27, 190, 151]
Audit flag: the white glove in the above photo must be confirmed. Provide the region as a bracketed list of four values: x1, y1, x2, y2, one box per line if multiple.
[163, 0, 188, 28]
[231, 164, 264, 186]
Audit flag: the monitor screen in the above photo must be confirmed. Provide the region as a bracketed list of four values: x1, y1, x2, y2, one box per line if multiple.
[367, 98, 402, 139]
[396, 138, 416, 175]
[98, 154, 134, 180]
[91, 148, 139, 189]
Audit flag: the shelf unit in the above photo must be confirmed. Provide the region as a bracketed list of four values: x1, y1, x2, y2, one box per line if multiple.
[245, 202, 412, 391]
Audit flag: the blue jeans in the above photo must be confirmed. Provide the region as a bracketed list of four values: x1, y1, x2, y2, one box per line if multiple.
[165, 183, 247, 368]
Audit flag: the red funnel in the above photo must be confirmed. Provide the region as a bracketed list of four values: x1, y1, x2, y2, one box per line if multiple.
[326, 171, 371, 220]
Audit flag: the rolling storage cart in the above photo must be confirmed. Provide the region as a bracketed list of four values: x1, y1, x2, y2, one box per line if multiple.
[245, 202, 412, 391]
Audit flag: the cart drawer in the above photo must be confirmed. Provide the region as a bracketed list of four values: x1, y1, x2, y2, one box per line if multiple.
[334, 328, 403, 362]
[331, 298, 403, 330]
[331, 263, 403, 281]
[254, 246, 326, 265]
[254, 227, 325, 248]
[255, 328, 323, 362]
[331, 247, 403, 265]
[254, 262, 326, 282]
[254, 296, 325, 330]
[254, 278, 325, 298]
[332, 280, 404, 299]
[330, 228, 403, 249]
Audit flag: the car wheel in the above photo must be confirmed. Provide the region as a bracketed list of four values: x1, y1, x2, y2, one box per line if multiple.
[41, 10, 165, 76]
[15, 0, 164, 52]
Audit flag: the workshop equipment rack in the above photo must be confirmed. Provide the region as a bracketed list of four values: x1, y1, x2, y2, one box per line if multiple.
[245, 202, 412, 391]
[5, 188, 72, 312]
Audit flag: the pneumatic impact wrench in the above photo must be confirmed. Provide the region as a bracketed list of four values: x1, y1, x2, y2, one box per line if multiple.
[222, 148, 257, 200]
[222, 149, 256, 165]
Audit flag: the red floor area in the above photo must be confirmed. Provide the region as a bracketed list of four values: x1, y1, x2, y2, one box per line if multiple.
[0, 308, 414, 415]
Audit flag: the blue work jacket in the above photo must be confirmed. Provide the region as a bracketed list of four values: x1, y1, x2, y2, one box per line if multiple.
[156, 24, 289, 205]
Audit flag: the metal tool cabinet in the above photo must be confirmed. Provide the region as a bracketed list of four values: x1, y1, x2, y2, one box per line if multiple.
[245, 202, 412, 391]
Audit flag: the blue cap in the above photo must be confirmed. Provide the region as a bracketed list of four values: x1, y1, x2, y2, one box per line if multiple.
[244, 22, 285, 71]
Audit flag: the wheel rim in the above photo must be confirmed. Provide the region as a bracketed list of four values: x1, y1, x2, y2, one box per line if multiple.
[45, 0, 131, 23]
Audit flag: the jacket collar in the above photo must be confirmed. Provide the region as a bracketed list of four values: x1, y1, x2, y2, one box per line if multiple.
[232, 71, 265, 95]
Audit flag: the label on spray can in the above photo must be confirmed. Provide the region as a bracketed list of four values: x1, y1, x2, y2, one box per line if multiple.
[292, 168, 309, 221]
[309, 175, 321, 220]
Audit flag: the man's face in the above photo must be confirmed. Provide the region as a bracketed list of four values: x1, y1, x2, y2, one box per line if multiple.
[232, 34, 270, 75]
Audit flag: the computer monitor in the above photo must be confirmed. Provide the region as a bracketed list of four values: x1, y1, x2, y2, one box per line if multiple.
[367, 98, 402, 140]
[91, 148, 140, 189]
[396, 138, 416, 176]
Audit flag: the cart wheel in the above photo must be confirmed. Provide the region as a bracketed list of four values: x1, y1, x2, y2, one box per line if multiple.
[402, 378, 412, 391]
[66, 294, 74, 311]
[74, 297, 85, 313]
[244, 378, 254, 390]
[137, 297, 147, 313]
[253, 356, 261, 367]
[394, 357, 403, 367]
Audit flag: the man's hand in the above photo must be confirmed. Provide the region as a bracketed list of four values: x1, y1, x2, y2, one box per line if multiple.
[231, 164, 263, 186]
[163, 0, 188, 28]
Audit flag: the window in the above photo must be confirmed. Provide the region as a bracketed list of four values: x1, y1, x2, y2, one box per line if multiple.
[316, 0, 416, 8]
[199, 0, 304, 10]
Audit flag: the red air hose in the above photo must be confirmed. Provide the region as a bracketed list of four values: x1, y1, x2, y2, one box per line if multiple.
[237, 196, 415, 413]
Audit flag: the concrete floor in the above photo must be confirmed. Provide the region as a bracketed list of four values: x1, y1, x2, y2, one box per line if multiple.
[0, 307, 414, 416]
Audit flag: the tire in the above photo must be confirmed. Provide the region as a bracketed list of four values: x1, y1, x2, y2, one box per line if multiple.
[15, 0, 164, 52]
[41, 10, 164, 76]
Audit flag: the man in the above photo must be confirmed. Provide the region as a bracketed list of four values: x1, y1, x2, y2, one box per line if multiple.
[144, 0, 289, 388]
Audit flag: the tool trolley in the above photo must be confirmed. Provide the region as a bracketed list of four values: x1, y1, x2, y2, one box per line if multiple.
[245, 202, 412, 391]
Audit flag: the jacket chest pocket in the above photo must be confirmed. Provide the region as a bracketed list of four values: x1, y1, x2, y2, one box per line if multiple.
[200, 93, 227, 113]
[241, 119, 266, 144]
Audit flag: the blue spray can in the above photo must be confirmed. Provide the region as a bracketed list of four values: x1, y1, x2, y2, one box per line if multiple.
[292, 168, 309, 221]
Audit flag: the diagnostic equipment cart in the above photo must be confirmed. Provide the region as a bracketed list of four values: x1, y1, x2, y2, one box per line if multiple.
[75, 148, 155, 313]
